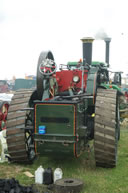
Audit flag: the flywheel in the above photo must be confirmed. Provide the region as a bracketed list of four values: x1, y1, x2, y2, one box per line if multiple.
[37, 51, 55, 100]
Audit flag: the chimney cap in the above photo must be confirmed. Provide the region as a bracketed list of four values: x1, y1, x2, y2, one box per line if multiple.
[104, 37, 111, 42]
[81, 37, 94, 43]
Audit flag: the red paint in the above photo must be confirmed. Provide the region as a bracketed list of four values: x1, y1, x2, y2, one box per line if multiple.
[125, 91, 128, 102]
[0, 103, 9, 130]
[56, 69, 88, 93]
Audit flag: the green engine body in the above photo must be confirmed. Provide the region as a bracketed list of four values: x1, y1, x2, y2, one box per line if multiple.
[34, 100, 88, 157]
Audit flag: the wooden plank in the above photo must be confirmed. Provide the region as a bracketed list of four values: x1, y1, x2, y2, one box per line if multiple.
[7, 135, 25, 143]
[95, 108, 115, 119]
[96, 101, 116, 110]
[95, 152, 116, 161]
[7, 111, 26, 120]
[97, 92, 116, 98]
[11, 155, 28, 160]
[96, 96, 116, 104]
[95, 155, 116, 163]
[13, 93, 32, 99]
[10, 150, 27, 157]
[7, 128, 24, 135]
[95, 117, 115, 128]
[11, 97, 30, 105]
[94, 135, 115, 145]
[95, 126, 115, 136]
[8, 144, 26, 151]
[97, 89, 116, 94]
[8, 103, 28, 112]
[94, 143, 116, 154]
[7, 118, 25, 128]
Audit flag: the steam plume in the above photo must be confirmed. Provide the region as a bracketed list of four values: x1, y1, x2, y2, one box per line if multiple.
[95, 28, 108, 40]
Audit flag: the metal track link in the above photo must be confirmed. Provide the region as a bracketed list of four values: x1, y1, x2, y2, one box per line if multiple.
[94, 89, 118, 168]
[6, 89, 34, 163]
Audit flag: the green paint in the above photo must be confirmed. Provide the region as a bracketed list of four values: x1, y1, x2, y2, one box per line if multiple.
[101, 83, 122, 92]
[35, 103, 75, 157]
[67, 61, 108, 68]
[91, 61, 108, 67]
[67, 61, 78, 66]
[34, 101, 87, 157]
[14, 79, 36, 90]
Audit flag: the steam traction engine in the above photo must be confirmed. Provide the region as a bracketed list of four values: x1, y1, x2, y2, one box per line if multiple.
[6, 38, 120, 168]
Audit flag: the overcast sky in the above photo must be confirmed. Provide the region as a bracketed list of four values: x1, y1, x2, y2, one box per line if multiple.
[0, 0, 128, 79]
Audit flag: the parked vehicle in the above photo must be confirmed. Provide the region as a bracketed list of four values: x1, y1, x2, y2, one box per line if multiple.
[6, 37, 121, 168]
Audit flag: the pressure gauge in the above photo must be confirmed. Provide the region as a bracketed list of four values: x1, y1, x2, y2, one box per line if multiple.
[73, 76, 80, 83]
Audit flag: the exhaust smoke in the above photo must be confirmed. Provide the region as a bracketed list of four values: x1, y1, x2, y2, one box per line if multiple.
[95, 29, 108, 40]
[95, 29, 111, 66]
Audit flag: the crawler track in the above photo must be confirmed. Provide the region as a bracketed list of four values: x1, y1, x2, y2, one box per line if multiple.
[6, 89, 35, 163]
[94, 89, 118, 168]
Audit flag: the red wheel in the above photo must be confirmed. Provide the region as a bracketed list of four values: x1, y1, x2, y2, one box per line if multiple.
[0, 101, 9, 131]
[39, 58, 56, 76]
[36, 51, 55, 100]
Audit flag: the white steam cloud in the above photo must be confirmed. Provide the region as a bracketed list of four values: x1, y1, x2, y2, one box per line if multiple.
[95, 28, 108, 40]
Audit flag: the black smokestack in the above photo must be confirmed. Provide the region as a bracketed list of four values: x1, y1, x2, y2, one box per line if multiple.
[81, 37, 94, 66]
[104, 37, 111, 66]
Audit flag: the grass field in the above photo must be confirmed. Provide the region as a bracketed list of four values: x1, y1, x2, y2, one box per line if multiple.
[0, 125, 128, 193]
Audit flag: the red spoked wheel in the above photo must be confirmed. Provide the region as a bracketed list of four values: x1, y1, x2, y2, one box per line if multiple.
[39, 58, 56, 76]
[36, 51, 55, 100]
[0, 101, 9, 131]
